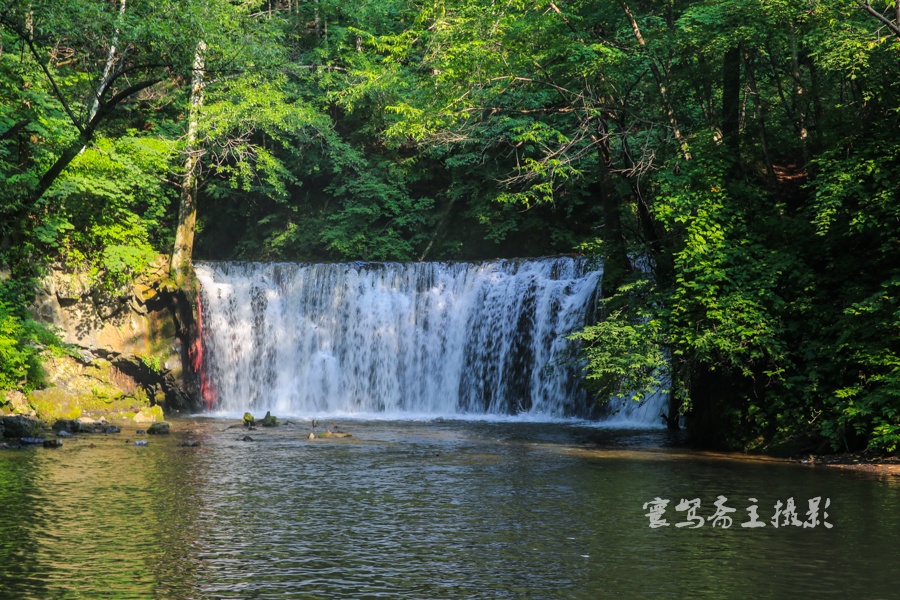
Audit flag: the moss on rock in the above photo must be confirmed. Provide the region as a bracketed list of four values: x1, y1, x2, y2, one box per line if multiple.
[147, 422, 170, 435]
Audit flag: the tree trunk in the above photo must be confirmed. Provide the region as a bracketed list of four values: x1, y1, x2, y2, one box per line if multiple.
[788, 25, 809, 164]
[856, 1, 900, 41]
[721, 44, 741, 163]
[171, 40, 206, 284]
[743, 50, 776, 185]
[88, 0, 127, 124]
[592, 127, 631, 298]
[418, 195, 458, 262]
[618, 1, 691, 161]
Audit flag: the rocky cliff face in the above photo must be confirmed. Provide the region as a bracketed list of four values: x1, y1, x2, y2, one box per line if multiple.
[23, 256, 198, 421]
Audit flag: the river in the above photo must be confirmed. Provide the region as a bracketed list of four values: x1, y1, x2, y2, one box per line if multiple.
[1, 418, 897, 599]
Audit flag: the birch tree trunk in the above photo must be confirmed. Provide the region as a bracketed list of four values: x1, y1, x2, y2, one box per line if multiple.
[171, 40, 206, 284]
[89, 0, 127, 124]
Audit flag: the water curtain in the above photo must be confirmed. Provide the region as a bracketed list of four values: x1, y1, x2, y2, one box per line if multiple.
[195, 257, 663, 423]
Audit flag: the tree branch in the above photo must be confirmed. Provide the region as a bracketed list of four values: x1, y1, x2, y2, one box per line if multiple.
[617, 0, 691, 160]
[0, 16, 85, 134]
[857, 0, 900, 40]
[30, 77, 162, 204]
[0, 120, 30, 142]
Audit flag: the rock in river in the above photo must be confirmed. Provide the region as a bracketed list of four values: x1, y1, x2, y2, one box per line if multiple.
[147, 422, 170, 435]
[1, 416, 43, 438]
[260, 411, 279, 427]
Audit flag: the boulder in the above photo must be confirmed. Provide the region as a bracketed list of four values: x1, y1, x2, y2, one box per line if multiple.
[43, 439, 63, 448]
[52, 419, 83, 434]
[91, 287, 129, 320]
[132, 282, 157, 304]
[59, 418, 121, 434]
[147, 422, 170, 435]
[133, 411, 155, 424]
[260, 411, 278, 427]
[133, 405, 164, 424]
[4, 390, 33, 416]
[1, 416, 44, 438]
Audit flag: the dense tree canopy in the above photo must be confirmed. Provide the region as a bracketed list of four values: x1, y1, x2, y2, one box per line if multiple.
[2, 0, 899, 453]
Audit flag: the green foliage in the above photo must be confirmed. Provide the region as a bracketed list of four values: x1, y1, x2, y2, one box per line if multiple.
[0, 298, 64, 393]
[570, 280, 668, 403]
[40, 135, 176, 287]
[140, 354, 164, 374]
[3, 0, 900, 454]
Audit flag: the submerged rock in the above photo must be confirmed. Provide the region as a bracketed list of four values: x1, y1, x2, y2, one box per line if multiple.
[179, 439, 201, 447]
[134, 440, 148, 446]
[241, 435, 253, 442]
[56, 430, 74, 438]
[20, 437, 45, 445]
[43, 439, 63, 448]
[318, 430, 351, 439]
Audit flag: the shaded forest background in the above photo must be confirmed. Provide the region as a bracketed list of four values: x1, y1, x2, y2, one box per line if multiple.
[1, 0, 898, 453]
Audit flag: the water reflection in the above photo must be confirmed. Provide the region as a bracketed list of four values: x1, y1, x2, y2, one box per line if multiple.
[0, 419, 897, 599]
[0, 431, 209, 598]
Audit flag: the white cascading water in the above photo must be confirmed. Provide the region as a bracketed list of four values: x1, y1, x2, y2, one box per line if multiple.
[195, 257, 665, 425]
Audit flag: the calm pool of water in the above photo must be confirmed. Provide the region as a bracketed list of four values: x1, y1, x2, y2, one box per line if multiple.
[1, 418, 897, 599]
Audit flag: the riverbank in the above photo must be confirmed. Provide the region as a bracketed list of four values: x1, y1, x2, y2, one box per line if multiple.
[803, 451, 900, 477]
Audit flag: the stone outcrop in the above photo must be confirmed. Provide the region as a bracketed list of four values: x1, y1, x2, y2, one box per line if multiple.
[25, 256, 198, 418]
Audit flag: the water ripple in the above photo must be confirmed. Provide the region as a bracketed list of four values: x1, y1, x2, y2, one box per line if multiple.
[1, 421, 898, 598]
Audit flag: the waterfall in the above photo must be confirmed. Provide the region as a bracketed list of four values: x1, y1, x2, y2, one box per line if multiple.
[194, 257, 665, 425]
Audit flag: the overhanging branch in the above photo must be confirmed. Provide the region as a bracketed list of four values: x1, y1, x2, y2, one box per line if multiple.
[857, 0, 900, 40]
